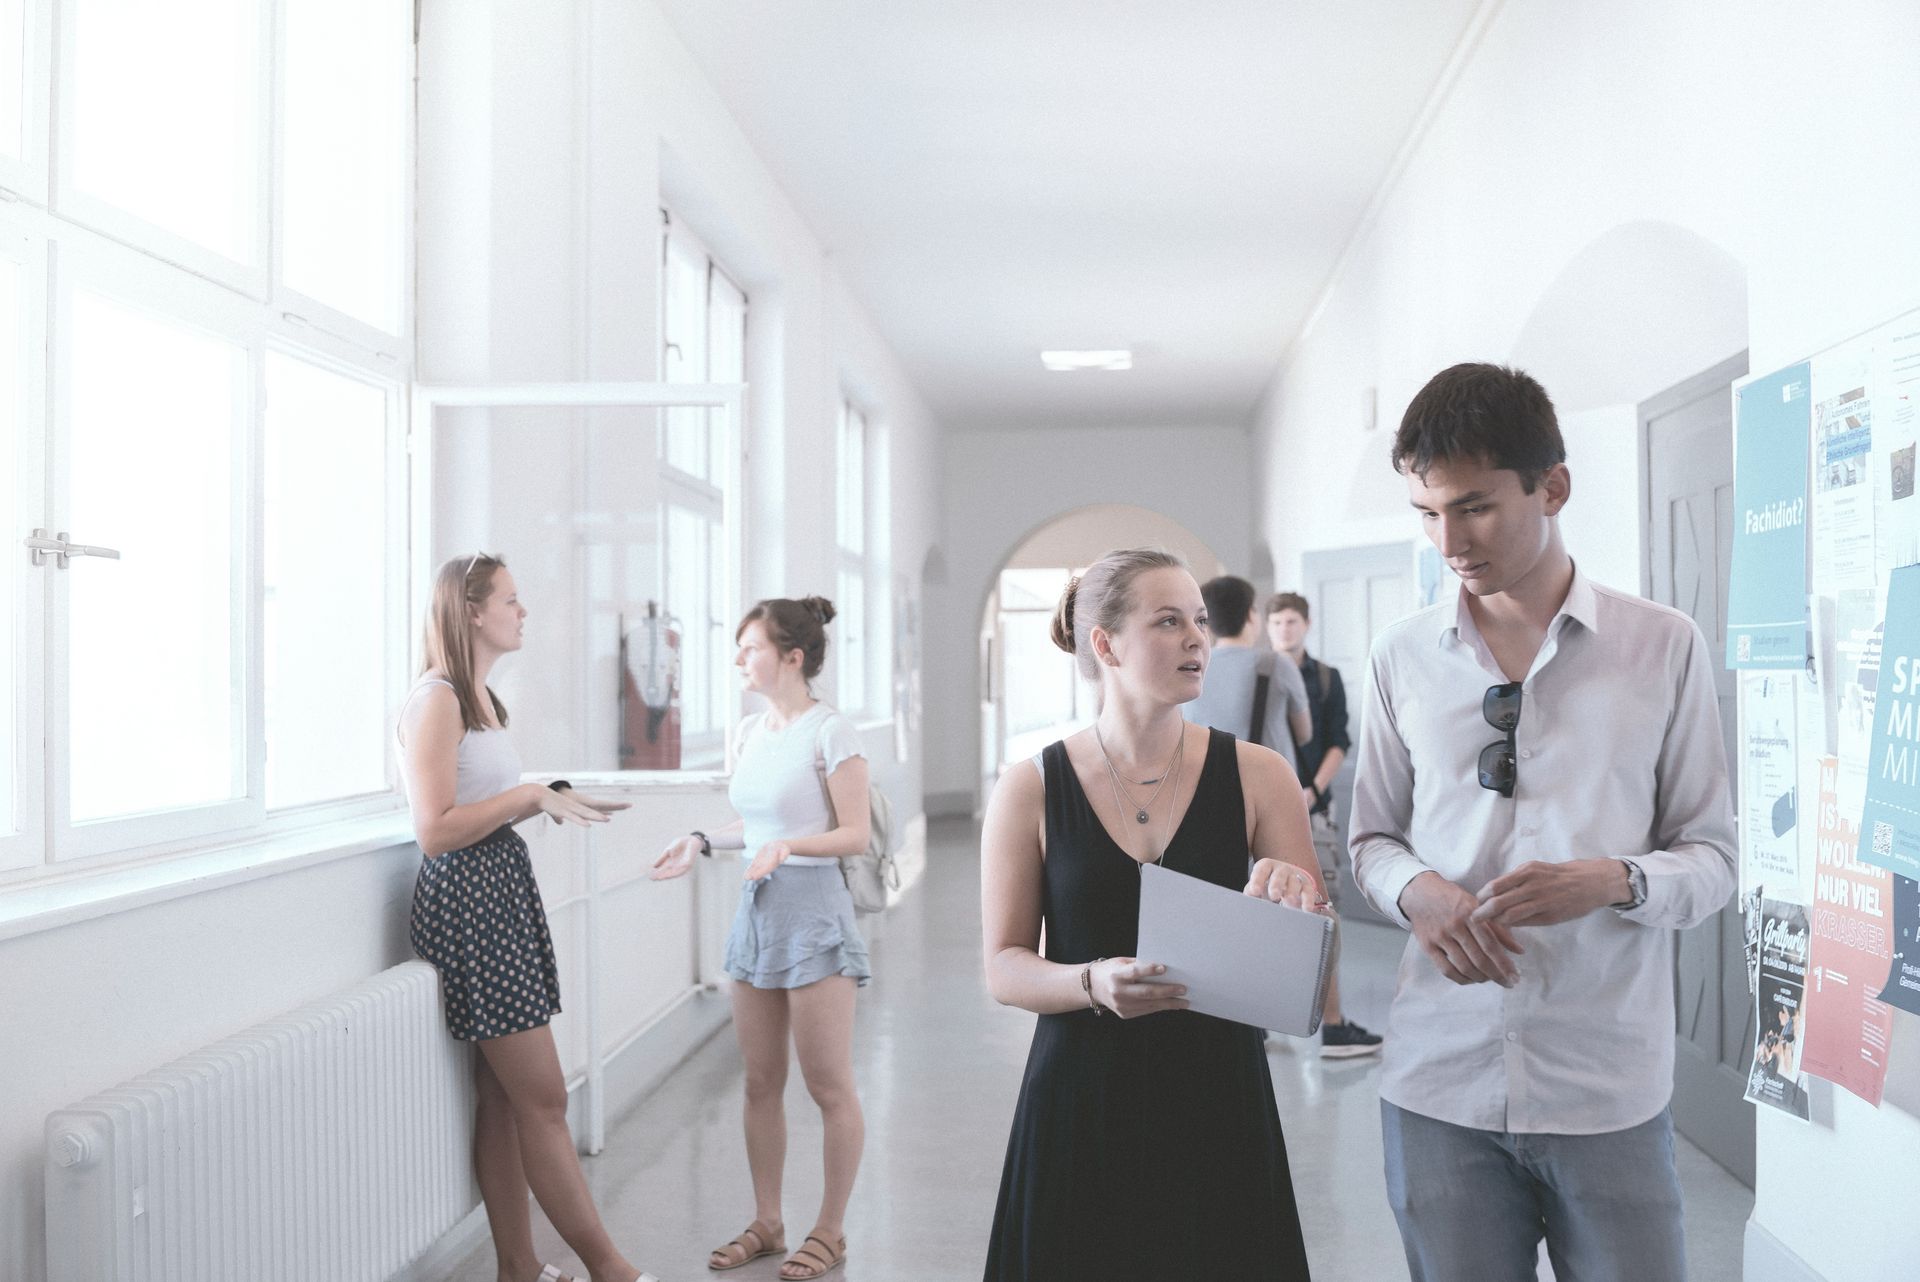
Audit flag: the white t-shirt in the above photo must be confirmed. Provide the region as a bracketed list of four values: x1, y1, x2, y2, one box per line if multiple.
[728, 704, 867, 866]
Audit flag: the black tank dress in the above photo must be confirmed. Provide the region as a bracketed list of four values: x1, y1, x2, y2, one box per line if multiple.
[984, 728, 1311, 1281]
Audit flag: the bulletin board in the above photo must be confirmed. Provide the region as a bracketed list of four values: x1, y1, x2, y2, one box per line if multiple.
[1726, 306, 1920, 1118]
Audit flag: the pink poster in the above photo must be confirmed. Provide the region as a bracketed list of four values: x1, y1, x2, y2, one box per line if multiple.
[1803, 757, 1895, 1105]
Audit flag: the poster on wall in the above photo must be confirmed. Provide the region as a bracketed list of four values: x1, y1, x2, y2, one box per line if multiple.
[1812, 354, 1875, 591]
[1832, 587, 1885, 819]
[1801, 757, 1895, 1106]
[1745, 896, 1815, 1121]
[1872, 319, 1920, 574]
[1727, 362, 1812, 668]
[1855, 563, 1920, 880]
[1877, 873, 1920, 1017]
[1740, 671, 1801, 891]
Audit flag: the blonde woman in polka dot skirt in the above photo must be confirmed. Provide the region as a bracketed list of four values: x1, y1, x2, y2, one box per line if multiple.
[652, 597, 870, 1281]
[399, 553, 665, 1282]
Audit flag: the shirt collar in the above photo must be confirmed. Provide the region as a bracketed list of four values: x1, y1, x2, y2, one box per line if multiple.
[1435, 562, 1599, 648]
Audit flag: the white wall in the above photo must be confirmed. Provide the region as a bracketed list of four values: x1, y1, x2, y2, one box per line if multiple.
[1251, 1, 1920, 1277]
[2, 4, 945, 1279]
[924, 424, 1253, 811]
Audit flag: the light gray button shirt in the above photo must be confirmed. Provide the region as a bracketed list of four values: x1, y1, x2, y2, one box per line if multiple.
[1350, 568, 1736, 1135]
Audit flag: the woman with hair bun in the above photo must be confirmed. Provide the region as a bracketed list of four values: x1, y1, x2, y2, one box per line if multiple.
[980, 549, 1326, 1280]
[651, 596, 870, 1281]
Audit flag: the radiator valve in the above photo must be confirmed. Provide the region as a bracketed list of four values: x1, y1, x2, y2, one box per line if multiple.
[50, 1130, 92, 1169]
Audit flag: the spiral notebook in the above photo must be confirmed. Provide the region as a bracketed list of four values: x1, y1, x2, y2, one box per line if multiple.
[1134, 861, 1336, 1037]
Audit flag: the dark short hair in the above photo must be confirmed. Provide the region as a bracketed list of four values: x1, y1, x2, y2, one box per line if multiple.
[1266, 592, 1309, 622]
[1392, 363, 1565, 492]
[1199, 575, 1256, 637]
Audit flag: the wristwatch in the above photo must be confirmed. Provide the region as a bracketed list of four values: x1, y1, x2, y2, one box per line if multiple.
[1612, 857, 1648, 910]
[690, 829, 712, 857]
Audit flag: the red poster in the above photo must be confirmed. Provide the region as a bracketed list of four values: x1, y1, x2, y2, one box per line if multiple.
[1803, 757, 1895, 1105]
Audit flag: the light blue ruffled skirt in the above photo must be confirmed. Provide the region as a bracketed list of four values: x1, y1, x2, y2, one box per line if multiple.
[724, 863, 872, 989]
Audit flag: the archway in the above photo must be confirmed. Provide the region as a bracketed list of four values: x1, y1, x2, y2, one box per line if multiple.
[974, 505, 1224, 800]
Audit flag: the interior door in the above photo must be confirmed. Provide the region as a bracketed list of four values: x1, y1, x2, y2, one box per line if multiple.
[1300, 541, 1417, 926]
[1644, 351, 1753, 1187]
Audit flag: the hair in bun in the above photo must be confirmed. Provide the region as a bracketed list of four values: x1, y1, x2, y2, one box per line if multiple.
[736, 597, 834, 681]
[1052, 548, 1188, 685]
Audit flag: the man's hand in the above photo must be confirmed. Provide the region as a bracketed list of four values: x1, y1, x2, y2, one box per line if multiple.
[1399, 871, 1524, 986]
[1471, 858, 1628, 929]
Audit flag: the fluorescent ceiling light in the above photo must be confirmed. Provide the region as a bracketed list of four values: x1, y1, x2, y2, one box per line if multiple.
[1041, 349, 1132, 372]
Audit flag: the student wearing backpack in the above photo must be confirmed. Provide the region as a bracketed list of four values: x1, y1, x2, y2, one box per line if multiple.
[651, 597, 870, 1281]
[1182, 575, 1311, 770]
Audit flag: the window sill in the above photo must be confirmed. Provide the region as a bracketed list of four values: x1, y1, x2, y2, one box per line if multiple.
[0, 773, 739, 944]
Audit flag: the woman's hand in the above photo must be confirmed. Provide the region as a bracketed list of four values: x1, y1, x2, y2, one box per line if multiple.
[1089, 957, 1189, 1019]
[650, 835, 703, 881]
[1245, 857, 1331, 915]
[743, 840, 793, 882]
[536, 786, 629, 827]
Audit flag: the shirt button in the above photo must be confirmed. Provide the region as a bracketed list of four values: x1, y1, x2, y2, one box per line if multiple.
[1506, 1032, 1518, 1042]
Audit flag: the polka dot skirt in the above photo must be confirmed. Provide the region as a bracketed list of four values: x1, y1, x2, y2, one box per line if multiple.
[410, 826, 562, 1041]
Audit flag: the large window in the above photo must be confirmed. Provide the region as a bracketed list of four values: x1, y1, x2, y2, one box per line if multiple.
[835, 400, 888, 717]
[2, 1, 411, 879]
[659, 211, 745, 758]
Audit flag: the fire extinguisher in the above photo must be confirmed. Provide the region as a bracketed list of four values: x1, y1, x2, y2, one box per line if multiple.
[619, 601, 682, 770]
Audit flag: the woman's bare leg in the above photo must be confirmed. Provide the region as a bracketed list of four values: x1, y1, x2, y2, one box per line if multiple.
[477, 1025, 640, 1282]
[783, 975, 862, 1278]
[473, 1049, 542, 1282]
[730, 980, 793, 1230]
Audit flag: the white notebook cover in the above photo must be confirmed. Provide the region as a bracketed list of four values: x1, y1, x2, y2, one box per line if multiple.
[1134, 861, 1335, 1037]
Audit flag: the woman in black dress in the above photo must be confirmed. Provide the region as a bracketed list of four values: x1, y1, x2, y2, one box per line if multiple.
[980, 548, 1329, 1281]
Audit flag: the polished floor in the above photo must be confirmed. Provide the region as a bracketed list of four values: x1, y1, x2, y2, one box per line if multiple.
[449, 818, 1753, 1281]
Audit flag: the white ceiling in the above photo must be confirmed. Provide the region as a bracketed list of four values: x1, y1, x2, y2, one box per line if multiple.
[657, 2, 1484, 430]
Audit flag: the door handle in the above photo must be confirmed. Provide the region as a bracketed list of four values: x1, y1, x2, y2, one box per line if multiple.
[24, 529, 122, 568]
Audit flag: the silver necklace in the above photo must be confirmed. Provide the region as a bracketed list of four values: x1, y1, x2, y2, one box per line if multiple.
[1103, 732, 1185, 863]
[1096, 722, 1185, 825]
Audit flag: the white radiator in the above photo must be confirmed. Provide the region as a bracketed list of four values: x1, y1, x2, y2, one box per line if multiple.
[44, 961, 475, 1282]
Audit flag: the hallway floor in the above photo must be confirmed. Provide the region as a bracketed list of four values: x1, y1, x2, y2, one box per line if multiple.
[449, 818, 1753, 1281]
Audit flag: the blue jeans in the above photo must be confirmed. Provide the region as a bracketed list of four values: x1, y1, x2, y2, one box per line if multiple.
[1380, 1099, 1687, 1282]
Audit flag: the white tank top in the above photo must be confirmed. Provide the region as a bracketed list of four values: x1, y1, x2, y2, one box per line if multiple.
[399, 678, 524, 805]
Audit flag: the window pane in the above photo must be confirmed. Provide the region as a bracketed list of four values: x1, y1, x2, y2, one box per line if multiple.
[837, 407, 864, 553]
[664, 503, 711, 736]
[0, 259, 16, 835]
[661, 235, 707, 477]
[282, 0, 408, 332]
[264, 353, 390, 808]
[707, 270, 745, 483]
[68, 291, 243, 822]
[72, 0, 260, 263]
[837, 565, 865, 712]
[0, 0, 23, 161]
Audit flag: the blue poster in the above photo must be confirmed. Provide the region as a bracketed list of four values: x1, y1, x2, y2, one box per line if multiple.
[1876, 873, 1920, 1016]
[1857, 563, 1920, 878]
[1726, 362, 1811, 668]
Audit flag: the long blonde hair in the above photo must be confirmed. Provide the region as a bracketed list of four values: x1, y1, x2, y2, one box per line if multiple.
[420, 552, 511, 733]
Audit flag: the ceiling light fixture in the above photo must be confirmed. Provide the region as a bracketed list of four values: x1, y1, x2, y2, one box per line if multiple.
[1041, 349, 1132, 372]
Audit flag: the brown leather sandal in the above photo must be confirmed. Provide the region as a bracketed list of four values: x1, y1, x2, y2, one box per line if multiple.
[709, 1219, 786, 1272]
[779, 1232, 847, 1280]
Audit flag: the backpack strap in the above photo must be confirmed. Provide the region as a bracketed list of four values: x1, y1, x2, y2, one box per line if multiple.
[1249, 650, 1275, 746]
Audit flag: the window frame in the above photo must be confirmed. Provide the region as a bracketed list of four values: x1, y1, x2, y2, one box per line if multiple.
[0, 0, 416, 885]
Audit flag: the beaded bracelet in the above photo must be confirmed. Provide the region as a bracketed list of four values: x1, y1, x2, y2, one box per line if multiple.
[1081, 960, 1106, 1015]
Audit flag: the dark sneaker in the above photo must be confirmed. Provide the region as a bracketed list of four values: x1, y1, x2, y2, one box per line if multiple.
[1320, 1020, 1384, 1058]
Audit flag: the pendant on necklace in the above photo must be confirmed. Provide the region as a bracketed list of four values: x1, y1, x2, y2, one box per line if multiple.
[1136, 810, 1149, 824]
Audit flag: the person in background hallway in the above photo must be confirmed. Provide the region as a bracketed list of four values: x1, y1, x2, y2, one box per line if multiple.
[1265, 592, 1383, 1058]
[651, 597, 869, 1281]
[1183, 574, 1311, 773]
[1248, 364, 1736, 1280]
[981, 548, 1325, 1281]
[397, 552, 663, 1282]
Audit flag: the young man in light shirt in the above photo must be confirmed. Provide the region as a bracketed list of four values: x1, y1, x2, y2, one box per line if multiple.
[1247, 363, 1736, 1278]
